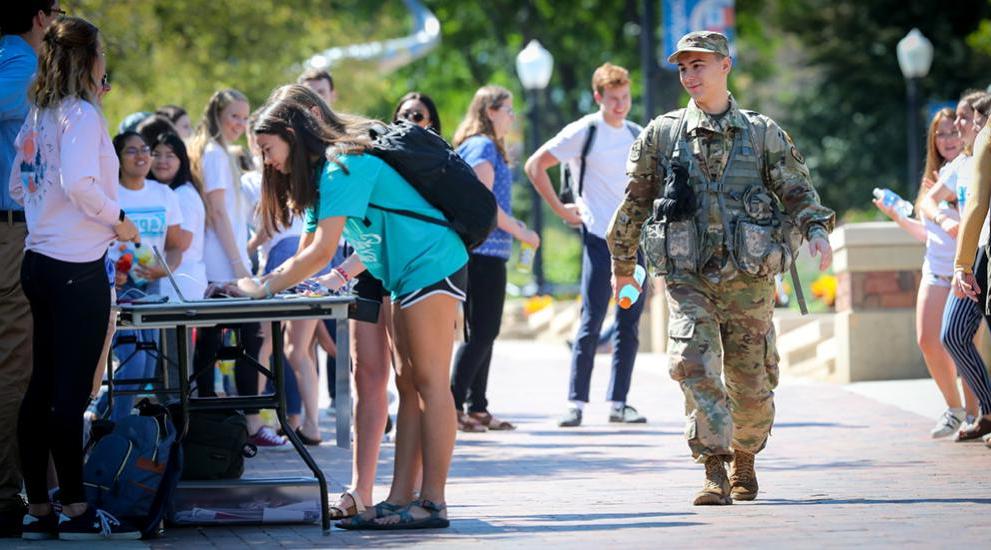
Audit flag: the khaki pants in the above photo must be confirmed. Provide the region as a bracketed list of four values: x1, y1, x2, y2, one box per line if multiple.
[0, 221, 31, 512]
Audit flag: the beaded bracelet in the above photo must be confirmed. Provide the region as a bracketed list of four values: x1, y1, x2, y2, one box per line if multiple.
[333, 266, 352, 284]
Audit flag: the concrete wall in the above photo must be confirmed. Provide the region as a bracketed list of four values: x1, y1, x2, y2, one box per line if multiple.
[831, 222, 926, 382]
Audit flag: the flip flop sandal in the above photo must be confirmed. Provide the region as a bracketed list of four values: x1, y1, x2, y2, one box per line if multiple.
[328, 490, 365, 521]
[368, 499, 450, 530]
[470, 412, 516, 431]
[335, 500, 402, 529]
[295, 427, 322, 446]
[457, 412, 487, 433]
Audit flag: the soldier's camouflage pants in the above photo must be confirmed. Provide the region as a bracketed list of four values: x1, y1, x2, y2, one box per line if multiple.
[665, 274, 779, 462]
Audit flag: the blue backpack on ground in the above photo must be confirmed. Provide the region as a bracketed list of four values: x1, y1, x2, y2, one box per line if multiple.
[84, 399, 183, 538]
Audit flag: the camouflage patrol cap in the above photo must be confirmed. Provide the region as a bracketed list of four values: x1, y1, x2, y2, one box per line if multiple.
[667, 31, 730, 64]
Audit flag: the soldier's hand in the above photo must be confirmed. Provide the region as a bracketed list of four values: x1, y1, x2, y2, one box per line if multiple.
[558, 203, 583, 227]
[808, 236, 832, 271]
[612, 274, 639, 301]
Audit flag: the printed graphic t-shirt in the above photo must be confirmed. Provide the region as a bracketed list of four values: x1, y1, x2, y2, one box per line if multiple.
[304, 153, 467, 297]
[109, 180, 182, 289]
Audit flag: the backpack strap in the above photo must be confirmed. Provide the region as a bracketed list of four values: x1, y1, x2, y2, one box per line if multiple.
[367, 202, 450, 229]
[576, 119, 598, 199]
[624, 120, 642, 140]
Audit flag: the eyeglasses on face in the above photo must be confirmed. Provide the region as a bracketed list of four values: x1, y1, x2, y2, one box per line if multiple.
[400, 110, 426, 123]
[935, 131, 959, 140]
[123, 146, 151, 156]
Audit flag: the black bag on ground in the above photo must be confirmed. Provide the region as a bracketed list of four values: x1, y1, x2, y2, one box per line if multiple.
[368, 120, 497, 250]
[173, 407, 256, 480]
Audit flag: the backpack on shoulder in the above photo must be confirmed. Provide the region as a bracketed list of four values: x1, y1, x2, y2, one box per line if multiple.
[83, 399, 182, 538]
[367, 120, 497, 251]
[558, 119, 641, 204]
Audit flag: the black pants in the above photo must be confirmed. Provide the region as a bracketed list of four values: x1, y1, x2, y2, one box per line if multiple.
[451, 254, 507, 413]
[193, 323, 263, 414]
[18, 250, 110, 505]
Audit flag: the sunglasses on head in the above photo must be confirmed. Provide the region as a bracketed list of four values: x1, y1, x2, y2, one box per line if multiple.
[400, 110, 426, 123]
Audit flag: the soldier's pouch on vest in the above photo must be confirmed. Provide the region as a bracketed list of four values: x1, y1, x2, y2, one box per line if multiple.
[733, 221, 792, 277]
[640, 217, 669, 276]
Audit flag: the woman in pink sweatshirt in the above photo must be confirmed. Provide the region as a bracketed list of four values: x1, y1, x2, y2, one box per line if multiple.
[9, 16, 141, 540]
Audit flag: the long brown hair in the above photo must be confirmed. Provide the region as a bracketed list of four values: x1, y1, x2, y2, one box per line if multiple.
[265, 84, 377, 137]
[30, 16, 101, 109]
[252, 98, 374, 233]
[452, 85, 512, 162]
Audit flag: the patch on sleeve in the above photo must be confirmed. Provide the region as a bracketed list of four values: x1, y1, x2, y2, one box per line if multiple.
[790, 145, 805, 164]
[630, 139, 643, 162]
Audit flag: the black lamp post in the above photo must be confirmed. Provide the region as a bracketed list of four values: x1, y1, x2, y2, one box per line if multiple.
[896, 29, 934, 195]
[516, 39, 554, 294]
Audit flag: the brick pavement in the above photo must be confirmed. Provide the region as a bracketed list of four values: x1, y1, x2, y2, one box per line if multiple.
[10, 341, 990, 548]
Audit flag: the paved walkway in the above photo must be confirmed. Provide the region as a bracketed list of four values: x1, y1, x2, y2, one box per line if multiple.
[13, 341, 991, 548]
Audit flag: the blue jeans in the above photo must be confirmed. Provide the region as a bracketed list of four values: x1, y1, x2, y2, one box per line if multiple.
[96, 328, 159, 421]
[569, 227, 645, 403]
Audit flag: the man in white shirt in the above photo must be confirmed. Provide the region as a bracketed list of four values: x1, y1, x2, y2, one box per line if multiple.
[524, 62, 648, 427]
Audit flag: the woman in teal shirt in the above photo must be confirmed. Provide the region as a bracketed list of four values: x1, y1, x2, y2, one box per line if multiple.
[238, 99, 466, 530]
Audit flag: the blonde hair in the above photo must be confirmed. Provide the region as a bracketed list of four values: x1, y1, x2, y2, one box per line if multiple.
[591, 62, 630, 95]
[916, 107, 957, 212]
[188, 89, 249, 226]
[452, 85, 512, 162]
[30, 16, 101, 110]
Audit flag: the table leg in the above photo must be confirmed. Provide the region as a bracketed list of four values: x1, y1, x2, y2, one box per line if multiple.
[176, 325, 191, 440]
[334, 319, 351, 450]
[273, 320, 331, 533]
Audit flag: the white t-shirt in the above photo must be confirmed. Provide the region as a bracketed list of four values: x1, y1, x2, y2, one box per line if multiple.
[545, 112, 640, 238]
[242, 169, 304, 255]
[201, 141, 250, 281]
[944, 153, 991, 247]
[164, 182, 207, 301]
[923, 162, 958, 277]
[108, 180, 182, 287]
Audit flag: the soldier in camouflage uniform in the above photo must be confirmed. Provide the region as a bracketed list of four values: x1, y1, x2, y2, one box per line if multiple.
[606, 31, 835, 506]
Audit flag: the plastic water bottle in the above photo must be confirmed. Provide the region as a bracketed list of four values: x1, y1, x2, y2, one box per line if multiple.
[872, 188, 913, 218]
[517, 242, 535, 273]
[618, 265, 647, 309]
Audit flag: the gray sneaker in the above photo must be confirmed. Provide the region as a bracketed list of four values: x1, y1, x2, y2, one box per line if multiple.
[558, 407, 582, 427]
[609, 405, 647, 424]
[931, 408, 966, 439]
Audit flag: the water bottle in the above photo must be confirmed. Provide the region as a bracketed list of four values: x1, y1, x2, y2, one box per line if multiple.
[872, 188, 913, 219]
[618, 265, 647, 309]
[517, 242, 535, 274]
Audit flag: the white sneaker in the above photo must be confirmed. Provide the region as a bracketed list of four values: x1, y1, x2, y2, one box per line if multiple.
[931, 408, 966, 439]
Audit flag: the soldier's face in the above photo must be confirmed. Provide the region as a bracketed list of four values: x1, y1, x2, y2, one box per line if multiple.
[677, 52, 731, 102]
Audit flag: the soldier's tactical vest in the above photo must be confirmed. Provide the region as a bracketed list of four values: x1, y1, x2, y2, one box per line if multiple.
[641, 109, 797, 282]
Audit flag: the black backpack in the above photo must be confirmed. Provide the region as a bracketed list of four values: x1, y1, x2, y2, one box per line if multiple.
[367, 121, 497, 251]
[559, 118, 642, 204]
[170, 406, 256, 481]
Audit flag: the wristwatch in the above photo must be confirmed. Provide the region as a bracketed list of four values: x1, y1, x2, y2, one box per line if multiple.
[118, 209, 126, 223]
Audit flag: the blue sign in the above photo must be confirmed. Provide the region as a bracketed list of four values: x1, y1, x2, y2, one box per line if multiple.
[926, 100, 956, 124]
[662, 0, 736, 70]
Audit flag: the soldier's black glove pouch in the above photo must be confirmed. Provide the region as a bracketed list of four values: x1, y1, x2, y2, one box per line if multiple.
[654, 162, 695, 222]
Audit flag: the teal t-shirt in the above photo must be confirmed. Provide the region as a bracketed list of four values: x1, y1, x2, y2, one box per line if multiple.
[304, 153, 468, 298]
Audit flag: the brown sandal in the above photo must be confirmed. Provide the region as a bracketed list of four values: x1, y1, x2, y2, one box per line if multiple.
[469, 411, 516, 431]
[457, 411, 487, 432]
[328, 490, 365, 520]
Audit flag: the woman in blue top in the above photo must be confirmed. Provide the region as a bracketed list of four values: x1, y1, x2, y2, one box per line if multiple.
[450, 86, 540, 432]
[237, 98, 466, 530]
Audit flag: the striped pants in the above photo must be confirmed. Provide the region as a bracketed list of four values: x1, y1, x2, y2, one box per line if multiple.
[940, 249, 991, 416]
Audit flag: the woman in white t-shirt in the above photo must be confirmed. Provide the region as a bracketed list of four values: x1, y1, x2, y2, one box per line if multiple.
[187, 90, 287, 448]
[876, 103, 978, 438]
[150, 131, 206, 301]
[97, 131, 184, 421]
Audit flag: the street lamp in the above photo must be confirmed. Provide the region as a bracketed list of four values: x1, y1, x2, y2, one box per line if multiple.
[516, 40, 553, 294]
[896, 28, 934, 195]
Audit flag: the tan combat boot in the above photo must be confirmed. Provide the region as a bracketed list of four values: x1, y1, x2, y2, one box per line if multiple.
[693, 456, 732, 505]
[730, 449, 758, 501]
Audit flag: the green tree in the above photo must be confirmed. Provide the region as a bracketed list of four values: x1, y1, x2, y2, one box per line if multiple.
[769, 0, 991, 214]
